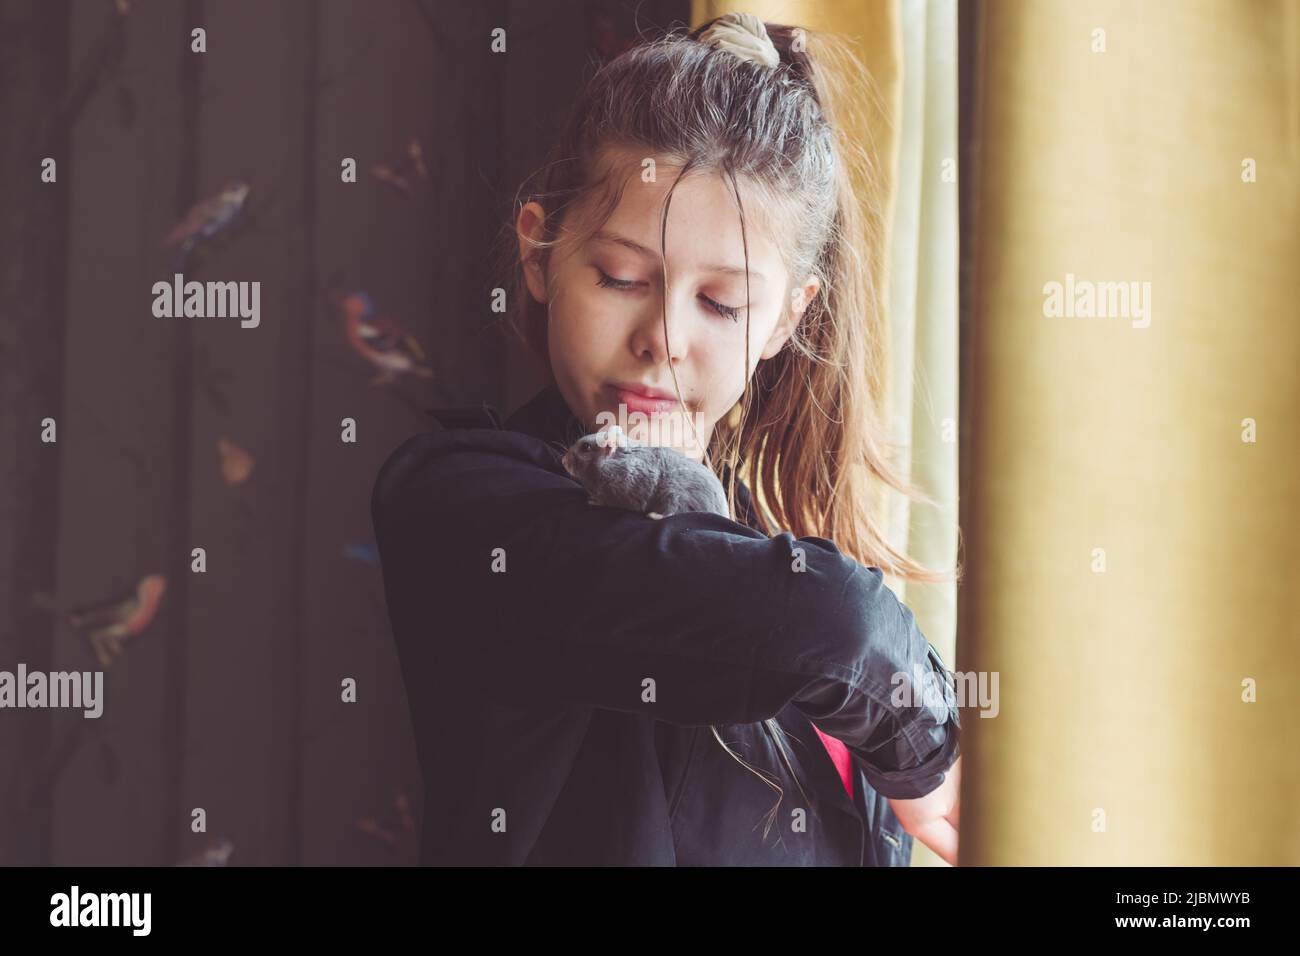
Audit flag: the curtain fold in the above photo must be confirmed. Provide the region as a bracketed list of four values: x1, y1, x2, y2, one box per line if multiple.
[882, 0, 960, 761]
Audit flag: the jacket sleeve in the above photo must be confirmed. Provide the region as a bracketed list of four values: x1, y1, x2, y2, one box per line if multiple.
[371, 428, 960, 800]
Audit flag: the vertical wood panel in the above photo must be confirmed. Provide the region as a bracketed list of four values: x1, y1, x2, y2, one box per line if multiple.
[159, 0, 203, 868]
[306, 0, 438, 865]
[176, 0, 318, 866]
[48, 0, 192, 866]
[269, 0, 319, 866]
[0, 0, 72, 866]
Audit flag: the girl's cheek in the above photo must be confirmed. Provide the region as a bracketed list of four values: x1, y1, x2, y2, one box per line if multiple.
[571, 282, 625, 318]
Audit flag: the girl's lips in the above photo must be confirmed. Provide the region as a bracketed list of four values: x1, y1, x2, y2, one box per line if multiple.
[611, 386, 681, 415]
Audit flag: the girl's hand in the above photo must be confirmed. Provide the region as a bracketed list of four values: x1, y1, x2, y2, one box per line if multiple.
[886, 755, 961, 865]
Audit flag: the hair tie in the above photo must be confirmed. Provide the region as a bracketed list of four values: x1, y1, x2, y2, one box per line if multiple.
[697, 12, 780, 71]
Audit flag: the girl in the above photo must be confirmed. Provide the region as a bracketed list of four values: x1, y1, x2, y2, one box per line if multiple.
[372, 11, 962, 866]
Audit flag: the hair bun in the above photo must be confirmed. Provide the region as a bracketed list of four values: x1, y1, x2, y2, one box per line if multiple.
[697, 12, 780, 70]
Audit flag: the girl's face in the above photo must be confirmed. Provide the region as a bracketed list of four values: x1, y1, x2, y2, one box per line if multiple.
[516, 149, 819, 462]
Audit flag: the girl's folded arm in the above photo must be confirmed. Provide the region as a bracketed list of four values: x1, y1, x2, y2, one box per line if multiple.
[372, 430, 959, 791]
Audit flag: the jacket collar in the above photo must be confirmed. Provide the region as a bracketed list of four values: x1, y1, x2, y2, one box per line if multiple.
[503, 382, 590, 451]
[504, 383, 761, 530]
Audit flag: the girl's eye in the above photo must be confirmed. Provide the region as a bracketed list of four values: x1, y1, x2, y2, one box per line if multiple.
[595, 268, 638, 291]
[700, 294, 742, 322]
[597, 267, 741, 323]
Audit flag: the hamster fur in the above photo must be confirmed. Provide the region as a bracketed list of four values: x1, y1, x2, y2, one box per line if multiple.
[559, 425, 730, 520]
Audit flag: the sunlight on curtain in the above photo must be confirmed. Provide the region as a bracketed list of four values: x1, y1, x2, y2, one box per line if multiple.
[880, 0, 960, 868]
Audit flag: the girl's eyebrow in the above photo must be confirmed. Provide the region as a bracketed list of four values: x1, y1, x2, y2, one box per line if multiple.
[591, 229, 766, 284]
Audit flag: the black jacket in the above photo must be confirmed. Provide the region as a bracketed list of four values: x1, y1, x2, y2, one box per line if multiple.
[370, 384, 961, 866]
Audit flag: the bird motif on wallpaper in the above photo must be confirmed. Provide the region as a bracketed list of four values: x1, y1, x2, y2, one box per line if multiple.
[369, 137, 429, 199]
[356, 789, 416, 857]
[339, 291, 434, 387]
[161, 178, 250, 271]
[32, 573, 166, 670]
[342, 542, 380, 566]
[175, 836, 234, 867]
[216, 436, 255, 486]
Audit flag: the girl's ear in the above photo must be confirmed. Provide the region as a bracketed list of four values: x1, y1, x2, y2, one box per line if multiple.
[516, 201, 549, 304]
[760, 275, 819, 360]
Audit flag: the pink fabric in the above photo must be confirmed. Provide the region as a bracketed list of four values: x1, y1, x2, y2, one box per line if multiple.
[812, 724, 854, 797]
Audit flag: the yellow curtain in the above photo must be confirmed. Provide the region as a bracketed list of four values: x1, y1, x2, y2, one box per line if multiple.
[964, 0, 1300, 864]
[692, 0, 961, 867]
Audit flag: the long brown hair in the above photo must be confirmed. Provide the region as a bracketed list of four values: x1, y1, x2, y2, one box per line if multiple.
[497, 15, 961, 837]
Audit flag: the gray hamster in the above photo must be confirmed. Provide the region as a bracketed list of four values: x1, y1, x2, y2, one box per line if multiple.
[560, 425, 730, 520]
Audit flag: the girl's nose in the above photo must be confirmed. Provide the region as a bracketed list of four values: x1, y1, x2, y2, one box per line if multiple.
[628, 290, 691, 365]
